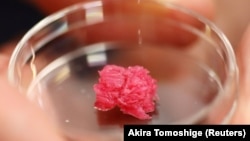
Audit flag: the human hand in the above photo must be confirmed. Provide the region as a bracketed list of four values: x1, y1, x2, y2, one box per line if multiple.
[0, 54, 64, 141]
[0, 0, 249, 141]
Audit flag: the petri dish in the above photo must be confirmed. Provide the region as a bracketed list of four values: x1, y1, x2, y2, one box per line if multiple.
[8, 0, 238, 140]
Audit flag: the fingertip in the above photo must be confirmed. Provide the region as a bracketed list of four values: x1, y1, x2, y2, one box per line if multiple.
[236, 24, 250, 78]
[231, 24, 250, 124]
[236, 24, 250, 90]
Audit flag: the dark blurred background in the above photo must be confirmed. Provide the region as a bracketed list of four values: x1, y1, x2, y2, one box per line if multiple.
[0, 0, 44, 44]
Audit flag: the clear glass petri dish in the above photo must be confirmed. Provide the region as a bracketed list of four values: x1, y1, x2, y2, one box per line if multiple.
[8, 0, 238, 140]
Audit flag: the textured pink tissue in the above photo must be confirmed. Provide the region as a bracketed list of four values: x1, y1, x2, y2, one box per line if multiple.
[93, 65, 158, 120]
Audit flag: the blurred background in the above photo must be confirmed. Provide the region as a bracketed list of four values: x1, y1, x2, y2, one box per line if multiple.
[0, 0, 249, 50]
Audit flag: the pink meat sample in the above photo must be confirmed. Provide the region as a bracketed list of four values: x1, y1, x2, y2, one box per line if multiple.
[93, 65, 158, 120]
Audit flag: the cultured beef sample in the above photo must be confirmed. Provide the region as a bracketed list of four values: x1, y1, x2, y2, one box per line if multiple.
[93, 65, 158, 120]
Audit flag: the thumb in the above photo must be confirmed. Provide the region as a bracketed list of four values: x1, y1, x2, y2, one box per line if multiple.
[0, 55, 64, 141]
[230, 24, 250, 123]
